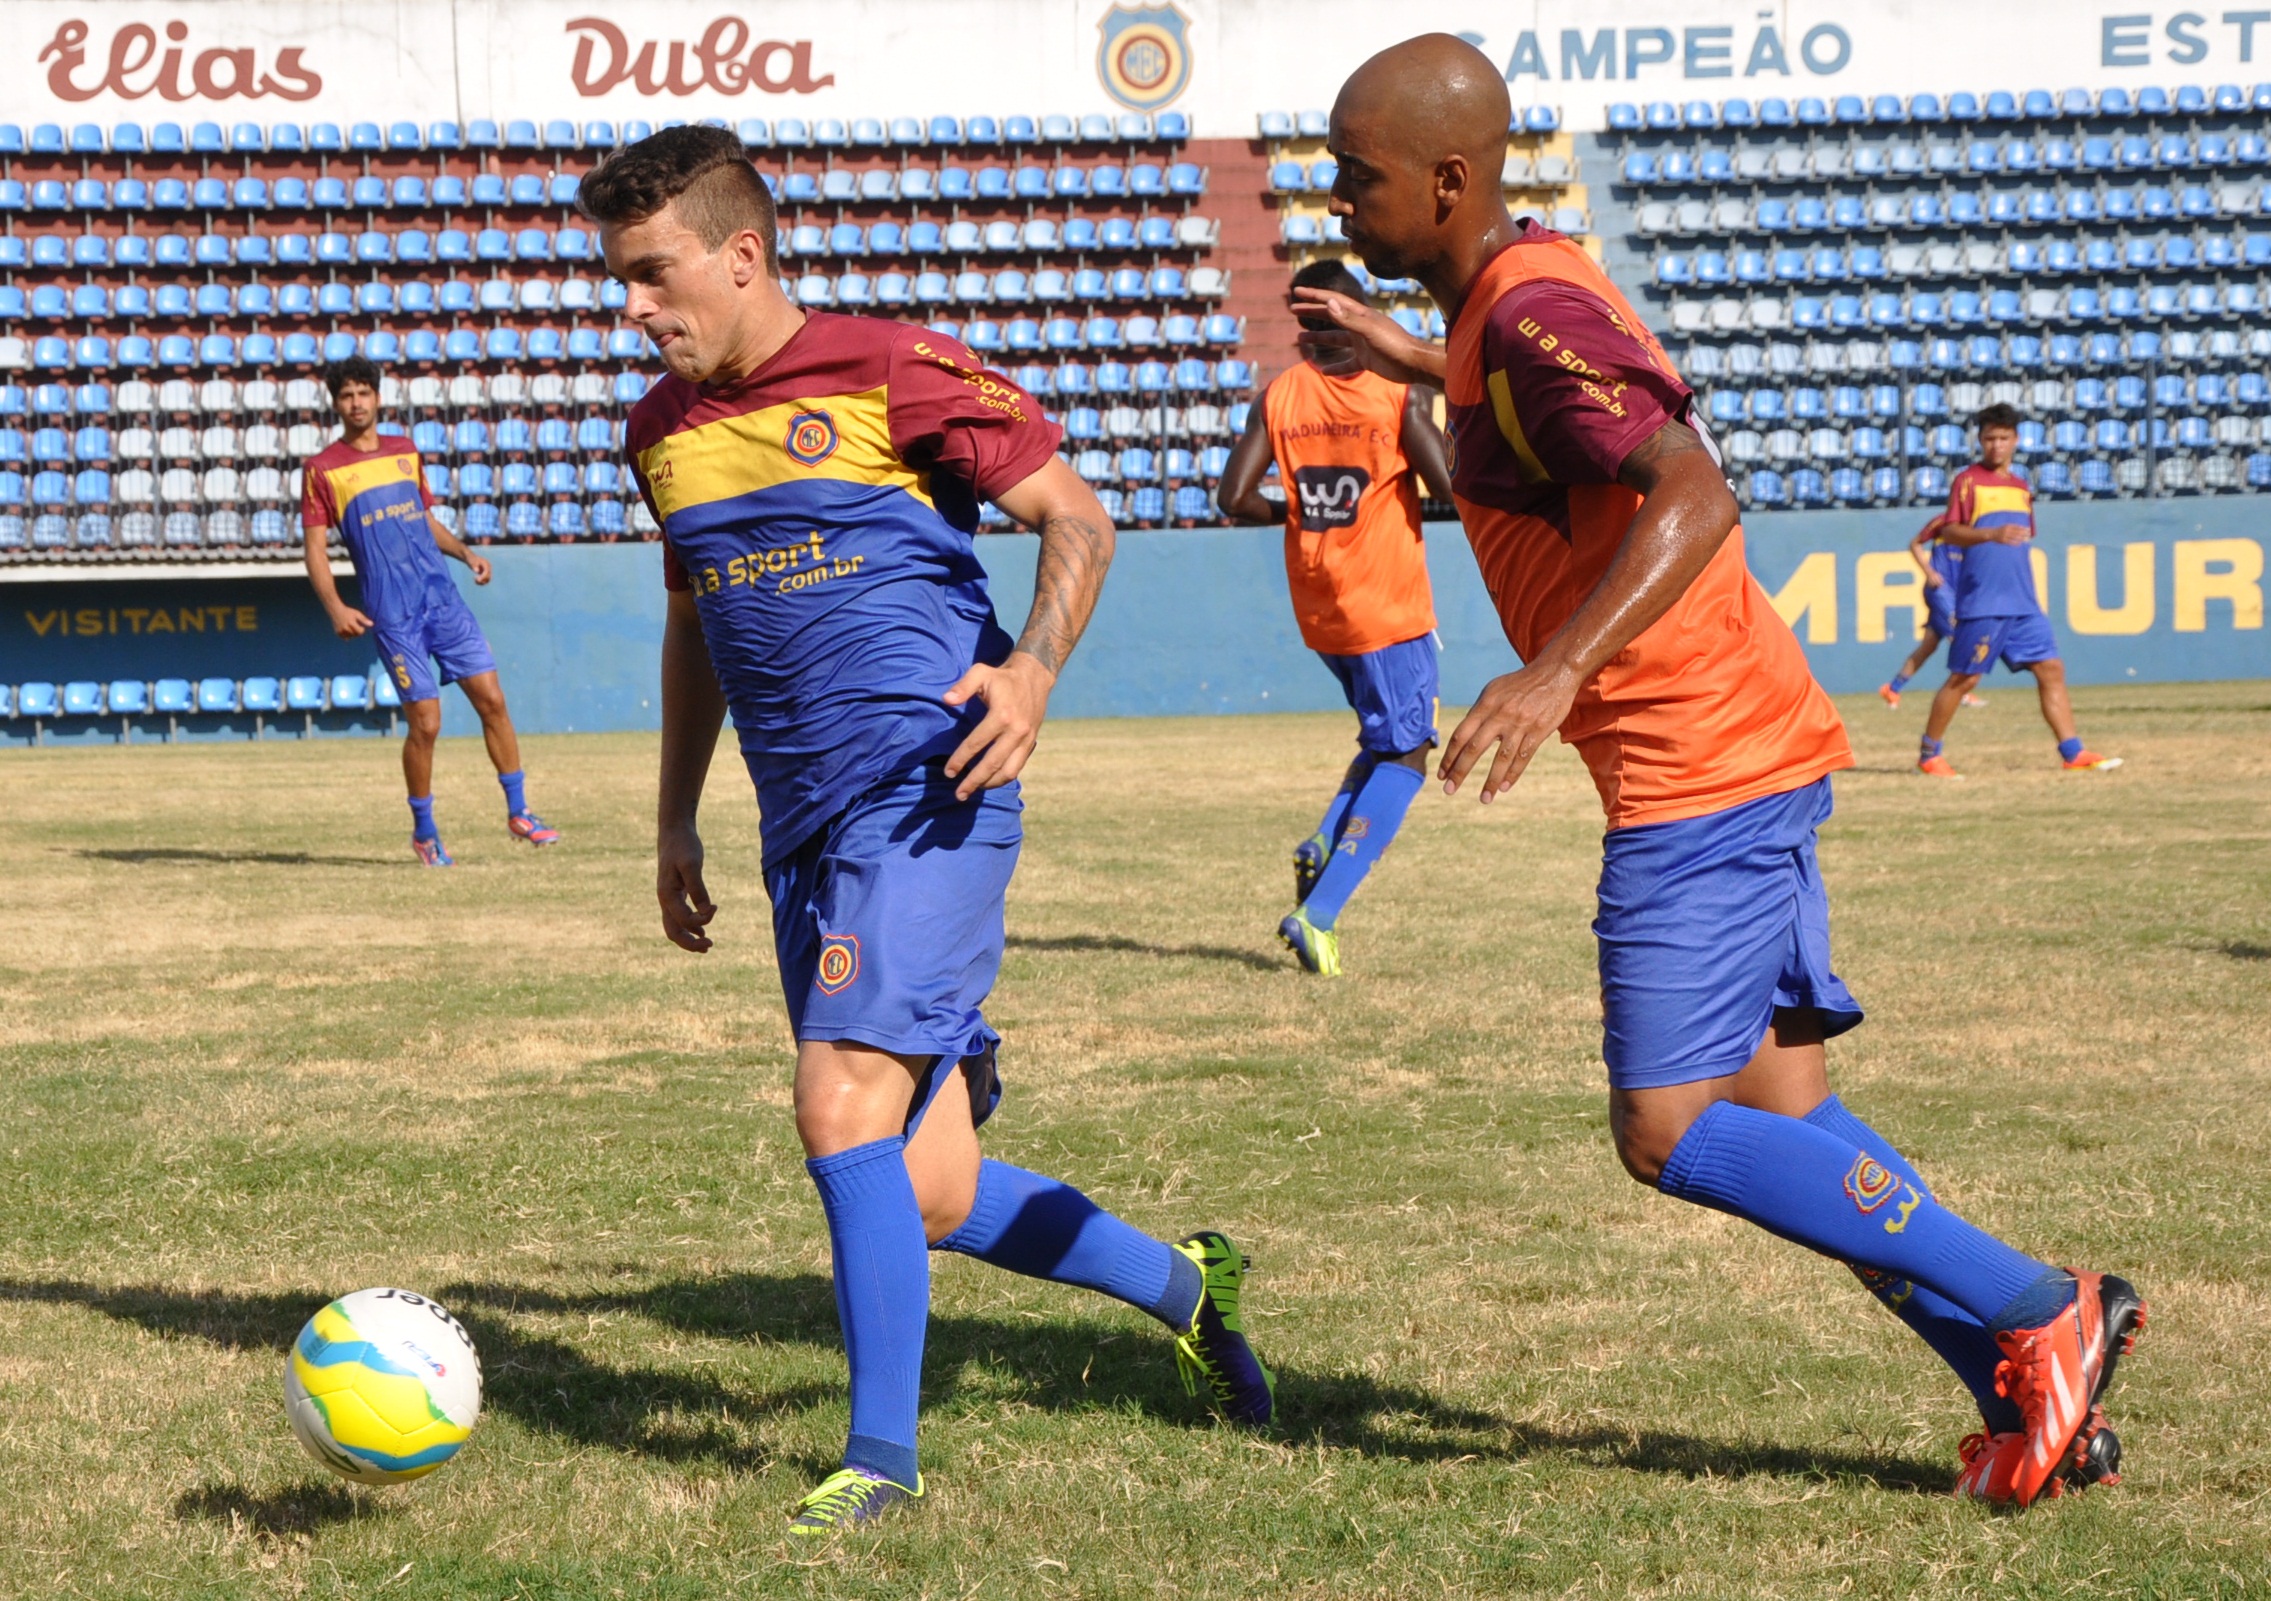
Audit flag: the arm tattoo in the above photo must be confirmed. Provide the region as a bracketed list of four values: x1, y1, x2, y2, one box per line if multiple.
[1015, 509, 1115, 676]
[1616, 419, 1706, 490]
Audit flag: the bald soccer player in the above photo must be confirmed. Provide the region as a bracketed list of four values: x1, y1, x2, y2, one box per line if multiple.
[1218, 257, 1455, 975]
[1291, 34, 2142, 1510]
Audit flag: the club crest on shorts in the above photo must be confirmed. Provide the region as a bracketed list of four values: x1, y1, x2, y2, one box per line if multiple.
[815, 934, 861, 994]
[1843, 1154, 1899, 1213]
[785, 410, 838, 467]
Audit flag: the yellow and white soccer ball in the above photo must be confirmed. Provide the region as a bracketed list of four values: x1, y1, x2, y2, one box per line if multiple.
[283, 1287, 483, 1484]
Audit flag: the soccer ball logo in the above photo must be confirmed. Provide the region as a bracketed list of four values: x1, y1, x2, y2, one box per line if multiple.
[284, 1287, 483, 1484]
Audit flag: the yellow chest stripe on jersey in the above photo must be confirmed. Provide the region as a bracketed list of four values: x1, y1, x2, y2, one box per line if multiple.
[325, 451, 423, 510]
[635, 386, 928, 522]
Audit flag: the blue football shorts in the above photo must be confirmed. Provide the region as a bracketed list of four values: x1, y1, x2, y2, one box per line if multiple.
[765, 759, 1020, 1137]
[1319, 631, 1440, 755]
[1593, 776, 1864, 1091]
[1949, 611, 2061, 676]
[1925, 579, 1957, 639]
[372, 594, 496, 703]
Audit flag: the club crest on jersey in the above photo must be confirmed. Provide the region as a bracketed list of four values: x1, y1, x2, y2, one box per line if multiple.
[1095, 4, 1191, 112]
[785, 410, 839, 467]
[815, 934, 860, 994]
[1843, 1154, 1899, 1213]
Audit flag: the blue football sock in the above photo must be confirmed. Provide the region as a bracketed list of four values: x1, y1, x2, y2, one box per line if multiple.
[936, 1160, 1202, 1328]
[1300, 758, 1424, 931]
[408, 795, 438, 842]
[1920, 736, 1944, 760]
[807, 1137, 929, 1488]
[1658, 1101, 2054, 1328]
[2057, 737, 2083, 763]
[1888, 671, 1911, 693]
[1804, 1097, 2023, 1432]
[498, 769, 528, 816]
[1311, 754, 1372, 848]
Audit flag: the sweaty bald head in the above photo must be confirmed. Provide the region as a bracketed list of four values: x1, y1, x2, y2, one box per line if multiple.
[1337, 34, 1509, 184]
[1325, 34, 1514, 285]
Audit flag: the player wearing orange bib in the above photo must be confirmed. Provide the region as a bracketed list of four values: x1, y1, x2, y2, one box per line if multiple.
[1295, 35, 2143, 1510]
[1218, 259, 1454, 975]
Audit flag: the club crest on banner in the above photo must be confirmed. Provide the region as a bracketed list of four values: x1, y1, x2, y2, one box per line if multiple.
[1095, 5, 1191, 112]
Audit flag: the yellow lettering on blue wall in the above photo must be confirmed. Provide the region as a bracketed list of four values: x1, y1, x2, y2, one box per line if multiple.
[2030, 547, 2050, 612]
[1855, 552, 1925, 642]
[1768, 551, 1838, 642]
[2067, 544, 2155, 635]
[2173, 539, 2265, 631]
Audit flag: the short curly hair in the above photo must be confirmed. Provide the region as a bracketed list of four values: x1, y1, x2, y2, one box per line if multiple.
[1975, 402, 2022, 433]
[577, 124, 777, 261]
[324, 355, 382, 397]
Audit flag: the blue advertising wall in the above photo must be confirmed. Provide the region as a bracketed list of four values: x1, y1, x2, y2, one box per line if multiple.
[3, 497, 2265, 742]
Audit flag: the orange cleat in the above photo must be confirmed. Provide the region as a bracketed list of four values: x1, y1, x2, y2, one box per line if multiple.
[1991, 1272, 2146, 1508]
[1956, 1418, 2124, 1506]
[1954, 1430, 2025, 1503]
[1878, 683, 1902, 709]
[1962, 693, 1989, 708]
[1918, 754, 1962, 778]
[2062, 750, 2124, 772]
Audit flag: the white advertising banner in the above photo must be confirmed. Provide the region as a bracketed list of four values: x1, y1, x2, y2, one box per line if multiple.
[4, 2, 2267, 135]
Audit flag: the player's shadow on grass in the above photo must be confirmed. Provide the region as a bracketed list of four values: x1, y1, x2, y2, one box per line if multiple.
[1008, 931, 1282, 971]
[2219, 941, 2271, 961]
[70, 846, 400, 869]
[0, 1274, 1953, 1493]
[446, 1273, 1956, 1492]
[173, 1479, 374, 1539]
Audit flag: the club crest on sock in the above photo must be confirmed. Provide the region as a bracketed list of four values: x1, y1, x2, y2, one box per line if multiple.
[1844, 1154, 1901, 1213]
[816, 935, 861, 995]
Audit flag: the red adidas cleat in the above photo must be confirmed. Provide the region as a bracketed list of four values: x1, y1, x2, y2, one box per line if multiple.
[1877, 683, 1902, 709]
[1918, 754, 1962, 778]
[508, 811, 561, 846]
[1956, 1418, 2124, 1506]
[2062, 750, 2124, 772]
[1954, 1430, 2025, 1503]
[1991, 1272, 2145, 1508]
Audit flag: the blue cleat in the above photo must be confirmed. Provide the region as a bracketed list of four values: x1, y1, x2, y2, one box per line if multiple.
[508, 810, 560, 846]
[1293, 836, 1327, 904]
[412, 835, 454, 867]
[1278, 909, 1340, 977]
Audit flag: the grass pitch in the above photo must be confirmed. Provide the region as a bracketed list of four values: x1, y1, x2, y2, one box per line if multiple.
[1, 680, 2268, 1599]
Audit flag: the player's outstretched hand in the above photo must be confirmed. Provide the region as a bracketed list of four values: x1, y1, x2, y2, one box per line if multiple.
[942, 651, 1054, 801]
[1288, 287, 1445, 386]
[467, 554, 493, 584]
[329, 606, 374, 639]
[657, 826, 716, 953]
[1439, 662, 1583, 804]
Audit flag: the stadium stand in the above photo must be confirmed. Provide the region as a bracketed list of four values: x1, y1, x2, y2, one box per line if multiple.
[11, 84, 2264, 562]
[1598, 86, 2271, 506]
[0, 109, 1256, 557]
[2, 663, 405, 742]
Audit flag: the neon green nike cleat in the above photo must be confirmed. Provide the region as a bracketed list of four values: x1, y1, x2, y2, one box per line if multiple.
[787, 1467, 923, 1535]
[1172, 1231, 1275, 1427]
[1278, 910, 1341, 976]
